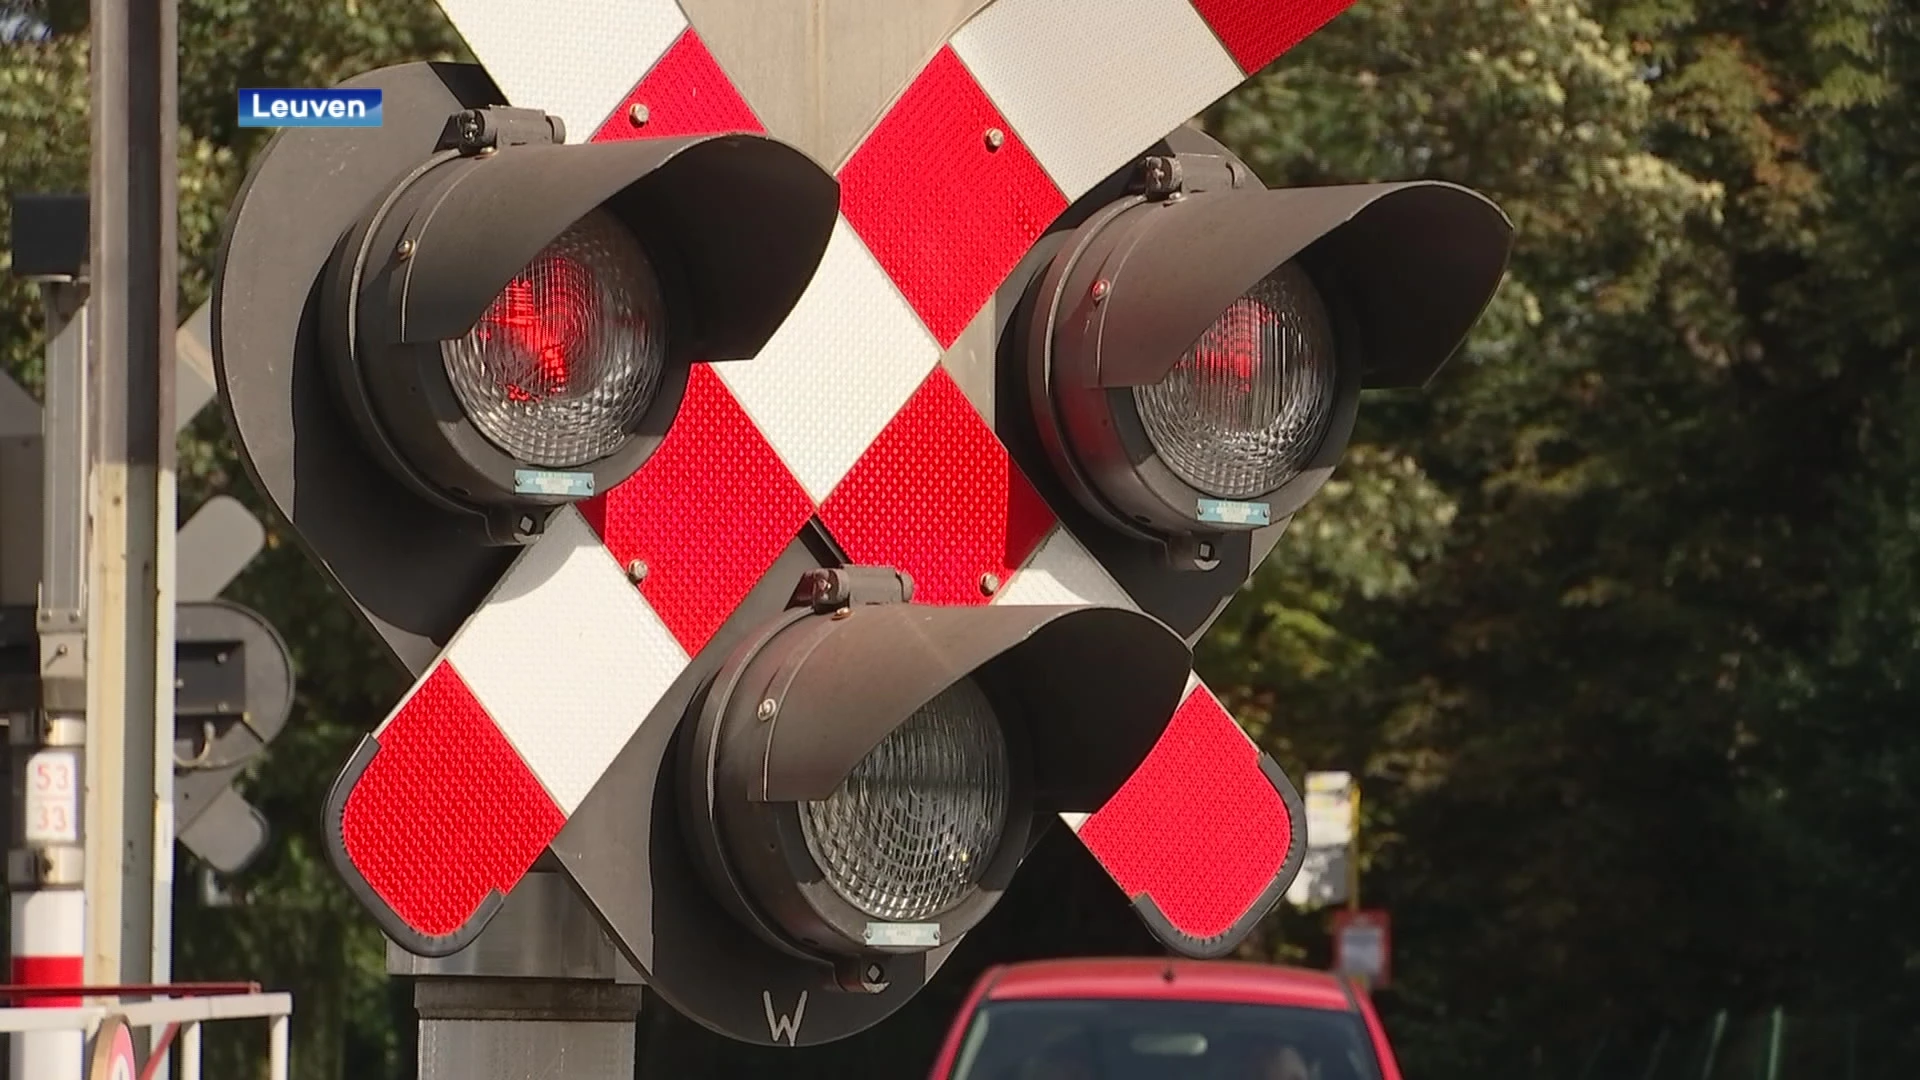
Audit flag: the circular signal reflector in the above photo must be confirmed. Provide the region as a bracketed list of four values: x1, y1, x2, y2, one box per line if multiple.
[800, 679, 1010, 923]
[442, 208, 667, 468]
[1133, 262, 1338, 500]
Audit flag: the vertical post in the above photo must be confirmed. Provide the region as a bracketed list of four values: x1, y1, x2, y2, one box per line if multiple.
[180, 1020, 202, 1080]
[1761, 1008, 1783, 1080]
[395, 871, 643, 1080]
[10, 288, 92, 1080]
[1340, 780, 1364, 995]
[1699, 1010, 1726, 1080]
[85, 0, 179, 1025]
[1641, 1027, 1668, 1080]
[269, 1013, 291, 1080]
[1346, 780, 1361, 913]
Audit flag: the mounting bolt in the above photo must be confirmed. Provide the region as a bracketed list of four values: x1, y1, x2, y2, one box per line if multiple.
[1090, 279, 1111, 302]
[628, 103, 650, 128]
[979, 572, 1001, 596]
[626, 560, 648, 584]
[395, 238, 416, 261]
[1139, 154, 1184, 198]
[983, 127, 1006, 151]
[756, 698, 778, 722]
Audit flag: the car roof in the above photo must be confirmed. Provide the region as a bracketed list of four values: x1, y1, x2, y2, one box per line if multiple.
[979, 958, 1357, 1013]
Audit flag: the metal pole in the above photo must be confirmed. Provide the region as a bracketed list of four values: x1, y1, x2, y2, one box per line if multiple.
[1642, 1027, 1668, 1080]
[268, 1013, 290, 1080]
[1762, 1008, 1783, 1080]
[1699, 1010, 1727, 1080]
[84, 0, 179, 1031]
[179, 1020, 202, 1080]
[9, 288, 92, 1080]
[1346, 780, 1361, 913]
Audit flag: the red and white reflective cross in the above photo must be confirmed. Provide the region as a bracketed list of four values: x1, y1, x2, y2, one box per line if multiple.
[335, 0, 1352, 953]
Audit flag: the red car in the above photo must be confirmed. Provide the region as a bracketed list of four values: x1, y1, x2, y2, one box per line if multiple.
[929, 958, 1403, 1080]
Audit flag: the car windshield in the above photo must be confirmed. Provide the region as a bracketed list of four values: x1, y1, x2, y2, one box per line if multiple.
[947, 997, 1384, 1080]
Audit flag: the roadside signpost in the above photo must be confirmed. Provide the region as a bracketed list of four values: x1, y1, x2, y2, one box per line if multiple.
[1332, 908, 1391, 991]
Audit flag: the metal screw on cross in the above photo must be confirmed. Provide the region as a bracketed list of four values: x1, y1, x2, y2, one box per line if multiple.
[209, 0, 1514, 1065]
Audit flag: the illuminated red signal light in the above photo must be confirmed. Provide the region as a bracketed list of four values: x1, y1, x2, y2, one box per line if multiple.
[477, 260, 595, 402]
[442, 209, 668, 469]
[1135, 265, 1340, 504]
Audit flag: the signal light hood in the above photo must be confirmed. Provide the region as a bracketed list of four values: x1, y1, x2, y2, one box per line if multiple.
[1048, 180, 1514, 393]
[389, 136, 839, 360]
[708, 595, 1193, 811]
[212, 60, 843, 669]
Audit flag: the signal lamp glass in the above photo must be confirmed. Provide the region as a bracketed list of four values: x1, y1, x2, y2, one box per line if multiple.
[1132, 262, 1338, 500]
[442, 208, 668, 469]
[800, 678, 1010, 923]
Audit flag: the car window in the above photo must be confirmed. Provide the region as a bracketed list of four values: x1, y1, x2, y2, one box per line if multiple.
[946, 998, 1384, 1080]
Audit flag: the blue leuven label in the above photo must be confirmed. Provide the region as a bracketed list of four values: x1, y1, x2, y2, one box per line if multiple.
[237, 88, 382, 128]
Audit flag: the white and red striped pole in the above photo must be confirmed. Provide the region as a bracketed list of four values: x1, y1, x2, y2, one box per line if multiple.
[5, 280, 92, 1080]
[9, 887, 87, 1077]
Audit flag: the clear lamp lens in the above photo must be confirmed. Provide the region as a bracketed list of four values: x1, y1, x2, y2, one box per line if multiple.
[800, 679, 1010, 923]
[442, 208, 668, 469]
[1132, 262, 1338, 500]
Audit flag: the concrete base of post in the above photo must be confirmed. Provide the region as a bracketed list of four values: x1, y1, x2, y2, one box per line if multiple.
[391, 870, 647, 1080]
[414, 978, 644, 1080]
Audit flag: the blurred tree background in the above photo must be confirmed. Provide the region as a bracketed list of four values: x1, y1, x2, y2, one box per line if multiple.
[4, 0, 1919, 1076]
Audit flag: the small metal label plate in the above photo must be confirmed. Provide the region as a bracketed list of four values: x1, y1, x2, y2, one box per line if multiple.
[862, 922, 940, 948]
[1196, 498, 1271, 526]
[514, 470, 595, 498]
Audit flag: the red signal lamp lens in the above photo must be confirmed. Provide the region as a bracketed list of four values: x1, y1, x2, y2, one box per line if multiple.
[1191, 294, 1283, 399]
[1132, 263, 1338, 501]
[477, 258, 596, 404]
[442, 208, 669, 469]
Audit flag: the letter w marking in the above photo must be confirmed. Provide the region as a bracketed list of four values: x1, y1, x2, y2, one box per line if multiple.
[763, 989, 807, 1046]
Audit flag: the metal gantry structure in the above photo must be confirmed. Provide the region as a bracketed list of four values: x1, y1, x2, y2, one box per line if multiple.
[14, 0, 1515, 1076]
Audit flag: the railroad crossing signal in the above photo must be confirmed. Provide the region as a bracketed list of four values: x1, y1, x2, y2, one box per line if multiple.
[168, 600, 293, 874]
[1, 238, 293, 874]
[2, 597, 291, 875]
[211, 0, 1512, 1047]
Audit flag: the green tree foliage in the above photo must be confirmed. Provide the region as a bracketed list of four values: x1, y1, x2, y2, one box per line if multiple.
[1200, 0, 1920, 1072]
[7, 0, 1920, 1076]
